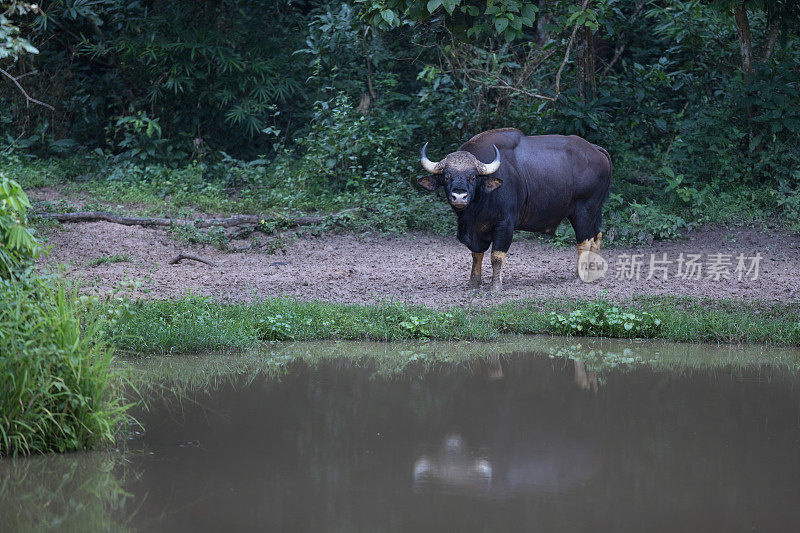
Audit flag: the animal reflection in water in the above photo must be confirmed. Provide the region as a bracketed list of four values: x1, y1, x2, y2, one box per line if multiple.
[413, 355, 601, 495]
[481, 353, 599, 390]
[573, 359, 599, 392]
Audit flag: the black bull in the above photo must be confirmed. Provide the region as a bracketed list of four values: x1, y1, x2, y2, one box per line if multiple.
[418, 128, 612, 291]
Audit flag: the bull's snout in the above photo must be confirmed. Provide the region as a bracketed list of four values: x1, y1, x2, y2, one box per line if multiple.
[450, 190, 469, 208]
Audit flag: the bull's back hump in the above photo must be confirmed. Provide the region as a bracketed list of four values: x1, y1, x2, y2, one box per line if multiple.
[461, 128, 524, 154]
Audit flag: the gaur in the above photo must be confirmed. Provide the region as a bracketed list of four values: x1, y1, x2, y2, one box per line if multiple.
[418, 128, 612, 291]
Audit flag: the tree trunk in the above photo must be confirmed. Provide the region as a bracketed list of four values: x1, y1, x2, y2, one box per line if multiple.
[585, 24, 596, 98]
[534, 0, 551, 47]
[574, 1, 596, 100]
[761, 21, 779, 62]
[733, 4, 755, 143]
[575, 19, 586, 98]
[733, 5, 753, 77]
[362, 26, 376, 113]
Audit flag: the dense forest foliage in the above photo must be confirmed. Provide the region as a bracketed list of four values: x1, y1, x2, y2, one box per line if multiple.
[2, 0, 799, 241]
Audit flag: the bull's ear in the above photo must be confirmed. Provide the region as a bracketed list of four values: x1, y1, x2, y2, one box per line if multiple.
[482, 176, 503, 192]
[418, 175, 441, 191]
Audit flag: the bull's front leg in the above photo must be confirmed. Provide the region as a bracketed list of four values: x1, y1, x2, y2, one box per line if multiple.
[489, 225, 514, 293]
[490, 250, 506, 292]
[468, 251, 483, 289]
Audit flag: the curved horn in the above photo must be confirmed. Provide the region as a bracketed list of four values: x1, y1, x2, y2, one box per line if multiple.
[420, 142, 444, 174]
[477, 145, 501, 175]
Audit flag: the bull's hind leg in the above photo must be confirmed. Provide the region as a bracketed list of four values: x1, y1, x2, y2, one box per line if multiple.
[570, 204, 603, 278]
[468, 252, 484, 289]
[591, 232, 603, 253]
[576, 237, 596, 277]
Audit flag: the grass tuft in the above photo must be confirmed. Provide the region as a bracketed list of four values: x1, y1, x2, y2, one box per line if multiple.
[87, 254, 133, 267]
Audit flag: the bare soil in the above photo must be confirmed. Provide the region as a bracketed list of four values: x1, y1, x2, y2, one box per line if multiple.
[38, 220, 800, 307]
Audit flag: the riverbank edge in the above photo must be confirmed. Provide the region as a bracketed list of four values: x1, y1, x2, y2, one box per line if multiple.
[106, 293, 800, 355]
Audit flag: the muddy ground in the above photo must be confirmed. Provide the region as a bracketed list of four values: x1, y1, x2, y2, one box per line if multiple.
[37, 214, 799, 307]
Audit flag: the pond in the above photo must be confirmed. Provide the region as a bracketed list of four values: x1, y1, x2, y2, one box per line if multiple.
[2, 337, 800, 532]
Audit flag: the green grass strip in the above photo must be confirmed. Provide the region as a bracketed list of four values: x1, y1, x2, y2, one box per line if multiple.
[108, 294, 800, 355]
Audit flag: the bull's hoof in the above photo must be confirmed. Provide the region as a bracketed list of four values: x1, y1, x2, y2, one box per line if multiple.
[467, 279, 481, 290]
[489, 282, 502, 294]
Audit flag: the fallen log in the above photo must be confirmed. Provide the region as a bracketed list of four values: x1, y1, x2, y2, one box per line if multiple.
[36, 208, 360, 229]
[169, 253, 217, 267]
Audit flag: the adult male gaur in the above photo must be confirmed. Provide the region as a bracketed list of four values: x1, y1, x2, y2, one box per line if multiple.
[418, 128, 611, 292]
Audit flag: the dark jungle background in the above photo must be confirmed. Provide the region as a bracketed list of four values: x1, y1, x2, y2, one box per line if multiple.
[2, 0, 799, 241]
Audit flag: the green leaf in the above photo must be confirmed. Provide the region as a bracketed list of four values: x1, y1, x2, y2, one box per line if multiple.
[427, 0, 442, 13]
[494, 17, 509, 34]
[521, 4, 538, 22]
[380, 9, 395, 25]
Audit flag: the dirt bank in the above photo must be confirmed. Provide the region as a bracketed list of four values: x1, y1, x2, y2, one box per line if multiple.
[38, 220, 800, 307]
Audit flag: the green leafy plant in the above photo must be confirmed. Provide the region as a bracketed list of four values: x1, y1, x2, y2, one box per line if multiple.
[0, 174, 42, 278]
[548, 300, 662, 338]
[256, 314, 295, 341]
[169, 225, 228, 250]
[0, 2, 39, 61]
[399, 315, 430, 338]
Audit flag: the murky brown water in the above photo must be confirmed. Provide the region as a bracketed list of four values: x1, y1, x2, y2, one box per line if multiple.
[3, 339, 800, 532]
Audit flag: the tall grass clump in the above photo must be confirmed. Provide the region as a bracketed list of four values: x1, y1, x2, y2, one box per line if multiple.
[0, 280, 129, 456]
[0, 175, 129, 456]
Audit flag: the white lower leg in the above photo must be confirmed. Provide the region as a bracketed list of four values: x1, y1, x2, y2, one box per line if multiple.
[577, 239, 592, 276]
[590, 232, 603, 253]
[490, 251, 506, 292]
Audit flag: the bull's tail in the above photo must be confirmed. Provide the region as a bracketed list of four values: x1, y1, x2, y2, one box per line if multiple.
[591, 144, 612, 240]
[592, 144, 612, 201]
[593, 144, 612, 180]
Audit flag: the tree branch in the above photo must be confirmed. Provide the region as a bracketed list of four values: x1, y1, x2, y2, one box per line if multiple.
[462, 70, 555, 101]
[600, 0, 644, 78]
[600, 44, 625, 77]
[553, 0, 591, 100]
[0, 67, 55, 111]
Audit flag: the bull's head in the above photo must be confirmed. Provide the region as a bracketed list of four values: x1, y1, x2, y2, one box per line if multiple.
[418, 144, 502, 210]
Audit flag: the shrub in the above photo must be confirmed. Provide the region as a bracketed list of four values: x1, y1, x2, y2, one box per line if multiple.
[548, 300, 662, 338]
